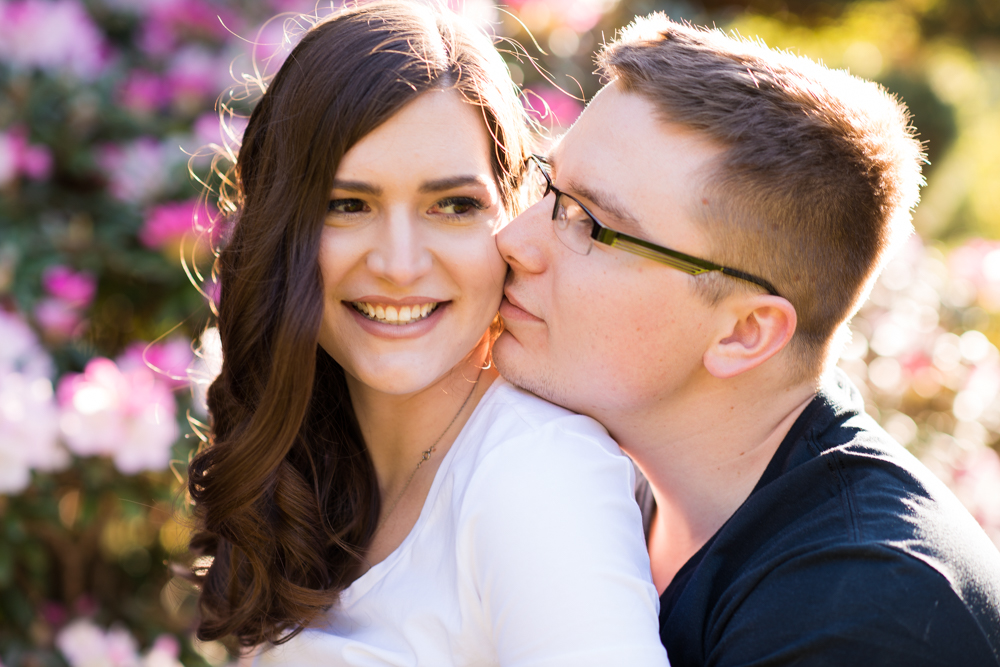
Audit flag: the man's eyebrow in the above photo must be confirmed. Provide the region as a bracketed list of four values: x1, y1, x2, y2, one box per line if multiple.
[418, 174, 492, 194]
[331, 180, 382, 196]
[545, 153, 643, 235]
[566, 178, 644, 236]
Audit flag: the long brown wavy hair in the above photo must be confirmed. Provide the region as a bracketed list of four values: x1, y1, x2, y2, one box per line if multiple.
[186, 1, 529, 648]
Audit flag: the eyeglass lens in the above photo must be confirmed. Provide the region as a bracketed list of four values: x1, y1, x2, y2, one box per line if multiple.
[524, 158, 595, 256]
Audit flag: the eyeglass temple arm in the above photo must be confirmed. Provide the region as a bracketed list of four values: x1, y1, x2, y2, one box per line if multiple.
[594, 227, 781, 297]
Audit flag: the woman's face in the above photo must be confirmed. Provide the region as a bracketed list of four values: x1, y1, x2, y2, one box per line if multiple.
[316, 89, 508, 396]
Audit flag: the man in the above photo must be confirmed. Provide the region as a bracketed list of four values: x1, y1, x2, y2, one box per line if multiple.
[494, 14, 1000, 666]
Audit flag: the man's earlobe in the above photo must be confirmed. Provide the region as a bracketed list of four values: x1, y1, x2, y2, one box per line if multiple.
[703, 297, 797, 379]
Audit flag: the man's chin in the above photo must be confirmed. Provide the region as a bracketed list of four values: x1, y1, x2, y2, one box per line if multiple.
[492, 333, 558, 404]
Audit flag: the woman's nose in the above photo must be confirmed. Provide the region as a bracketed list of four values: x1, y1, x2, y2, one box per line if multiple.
[366, 209, 433, 285]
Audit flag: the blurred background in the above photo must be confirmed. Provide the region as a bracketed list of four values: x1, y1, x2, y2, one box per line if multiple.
[1, 0, 998, 664]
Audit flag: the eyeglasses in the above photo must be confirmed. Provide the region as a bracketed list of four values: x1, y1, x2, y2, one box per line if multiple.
[522, 154, 781, 298]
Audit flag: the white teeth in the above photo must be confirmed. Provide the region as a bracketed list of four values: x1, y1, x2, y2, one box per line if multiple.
[352, 301, 439, 325]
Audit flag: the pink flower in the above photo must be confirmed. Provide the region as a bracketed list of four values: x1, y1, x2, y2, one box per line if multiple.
[55, 619, 183, 667]
[117, 338, 193, 389]
[56, 619, 145, 667]
[42, 266, 97, 308]
[19, 142, 52, 178]
[97, 138, 176, 204]
[948, 239, 1000, 288]
[164, 46, 227, 111]
[523, 86, 584, 129]
[34, 298, 84, 341]
[0, 307, 53, 378]
[56, 619, 121, 667]
[923, 441, 1000, 549]
[190, 326, 223, 416]
[117, 70, 171, 114]
[149, 634, 180, 659]
[0, 125, 53, 185]
[41, 601, 69, 628]
[0, 308, 66, 501]
[0, 0, 111, 80]
[0, 370, 66, 493]
[57, 357, 179, 474]
[268, 0, 321, 12]
[204, 277, 221, 309]
[139, 199, 199, 249]
[138, 0, 239, 57]
[239, 17, 299, 74]
[193, 110, 248, 152]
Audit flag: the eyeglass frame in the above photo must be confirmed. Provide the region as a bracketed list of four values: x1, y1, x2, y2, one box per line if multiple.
[525, 154, 781, 298]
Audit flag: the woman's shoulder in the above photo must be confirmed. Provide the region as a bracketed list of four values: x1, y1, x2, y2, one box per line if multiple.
[458, 377, 622, 460]
[458, 377, 630, 485]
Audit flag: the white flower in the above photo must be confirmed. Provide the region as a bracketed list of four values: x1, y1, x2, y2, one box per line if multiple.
[56, 619, 140, 667]
[56, 620, 185, 667]
[190, 326, 223, 416]
[0, 310, 67, 494]
[0, 0, 110, 80]
[58, 358, 179, 474]
[97, 138, 180, 204]
[0, 308, 53, 378]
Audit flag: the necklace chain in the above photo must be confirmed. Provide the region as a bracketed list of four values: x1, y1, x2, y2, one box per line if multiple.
[375, 369, 483, 533]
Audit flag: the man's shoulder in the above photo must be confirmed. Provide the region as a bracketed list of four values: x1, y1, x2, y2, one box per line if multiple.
[683, 542, 1000, 666]
[661, 370, 1000, 666]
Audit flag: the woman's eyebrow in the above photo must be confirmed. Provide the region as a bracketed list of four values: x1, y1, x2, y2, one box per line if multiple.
[331, 179, 381, 195]
[419, 175, 492, 193]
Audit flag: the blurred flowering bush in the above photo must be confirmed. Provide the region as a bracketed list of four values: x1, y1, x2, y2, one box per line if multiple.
[0, 0, 290, 662]
[1, 0, 998, 665]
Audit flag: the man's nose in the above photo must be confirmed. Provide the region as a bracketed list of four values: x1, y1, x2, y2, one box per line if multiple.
[496, 199, 551, 275]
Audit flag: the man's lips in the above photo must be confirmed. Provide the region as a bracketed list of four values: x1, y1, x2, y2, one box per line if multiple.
[499, 291, 543, 323]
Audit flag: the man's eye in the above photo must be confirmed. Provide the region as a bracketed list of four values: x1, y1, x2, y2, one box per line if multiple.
[432, 197, 485, 216]
[328, 199, 368, 214]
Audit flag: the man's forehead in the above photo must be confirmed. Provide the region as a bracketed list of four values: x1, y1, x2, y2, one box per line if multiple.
[546, 89, 659, 239]
[547, 84, 723, 246]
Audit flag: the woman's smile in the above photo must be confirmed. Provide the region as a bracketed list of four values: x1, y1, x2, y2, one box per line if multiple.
[350, 300, 441, 325]
[342, 298, 450, 341]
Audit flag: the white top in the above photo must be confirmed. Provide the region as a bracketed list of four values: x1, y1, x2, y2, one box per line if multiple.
[255, 378, 669, 666]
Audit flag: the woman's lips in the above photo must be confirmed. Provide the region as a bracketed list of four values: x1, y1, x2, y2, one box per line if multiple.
[344, 299, 448, 339]
[350, 300, 440, 325]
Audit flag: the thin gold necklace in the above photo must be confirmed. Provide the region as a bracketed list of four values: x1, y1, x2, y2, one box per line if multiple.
[375, 368, 483, 533]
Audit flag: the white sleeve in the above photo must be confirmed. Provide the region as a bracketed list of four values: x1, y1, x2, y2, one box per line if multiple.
[457, 416, 670, 667]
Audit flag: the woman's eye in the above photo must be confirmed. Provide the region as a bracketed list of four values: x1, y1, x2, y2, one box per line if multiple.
[328, 199, 369, 214]
[431, 197, 486, 217]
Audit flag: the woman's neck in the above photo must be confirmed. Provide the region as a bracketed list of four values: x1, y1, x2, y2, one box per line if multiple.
[346, 341, 497, 502]
[344, 340, 498, 573]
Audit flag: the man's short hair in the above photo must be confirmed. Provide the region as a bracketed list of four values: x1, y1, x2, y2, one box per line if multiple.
[598, 15, 925, 379]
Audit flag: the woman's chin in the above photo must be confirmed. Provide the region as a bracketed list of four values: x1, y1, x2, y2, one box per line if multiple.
[339, 340, 490, 398]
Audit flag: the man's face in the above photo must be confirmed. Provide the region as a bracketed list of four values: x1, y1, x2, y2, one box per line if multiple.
[493, 84, 728, 420]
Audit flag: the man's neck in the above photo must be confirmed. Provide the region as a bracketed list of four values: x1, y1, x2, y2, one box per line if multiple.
[606, 378, 817, 593]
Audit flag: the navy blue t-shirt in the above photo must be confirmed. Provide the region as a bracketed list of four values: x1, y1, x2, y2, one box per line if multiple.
[642, 371, 1000, 666]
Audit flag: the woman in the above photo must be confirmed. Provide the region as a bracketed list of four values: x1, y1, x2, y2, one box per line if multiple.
[188, 3, 667, 664]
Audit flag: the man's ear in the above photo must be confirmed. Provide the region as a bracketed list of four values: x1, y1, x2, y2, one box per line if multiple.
[703, 296, 797, 379]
